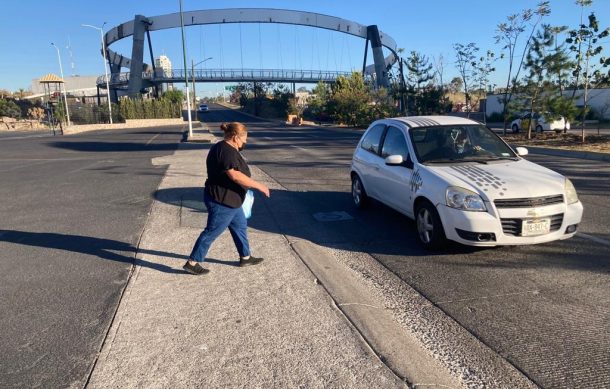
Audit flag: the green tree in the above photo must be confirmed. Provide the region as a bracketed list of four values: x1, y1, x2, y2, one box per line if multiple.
[566, 9, 610, 141]
[495, 1, 551, 133]
[330, 73, 370, 126]
[163, 89, 184, 105]
[522, 25, 556, 139]
[0, 98, 21, 118]
[406, 51, 434, 115]
[306, 81, 331, 121]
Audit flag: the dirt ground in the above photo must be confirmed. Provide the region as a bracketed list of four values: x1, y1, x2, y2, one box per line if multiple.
[501, 132, 610, 153]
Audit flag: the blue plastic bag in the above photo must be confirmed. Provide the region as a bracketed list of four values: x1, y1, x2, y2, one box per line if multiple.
[242, 190, 254, 219]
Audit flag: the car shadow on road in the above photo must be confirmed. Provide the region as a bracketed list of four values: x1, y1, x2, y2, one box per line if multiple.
[153, 186, 610, 273]
[0, 230, 189, 274]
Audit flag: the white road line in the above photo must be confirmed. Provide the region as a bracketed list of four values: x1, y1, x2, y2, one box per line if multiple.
[577, 232, 610, 246]
[146, 133, 161, 145]
[263, 137, 273, 140]
[290, 145, 307, 151]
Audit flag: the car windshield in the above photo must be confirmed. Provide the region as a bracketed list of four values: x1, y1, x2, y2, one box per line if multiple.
[409, 125, 517, 164]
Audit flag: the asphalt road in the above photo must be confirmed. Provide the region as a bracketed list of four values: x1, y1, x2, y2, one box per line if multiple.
[0, 125, 184, 388]
[202, 104, 610, 388]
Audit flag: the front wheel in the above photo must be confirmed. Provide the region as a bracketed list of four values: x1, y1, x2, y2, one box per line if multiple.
[351, 174, 369, 209]
[415, 202, 447, 250]
[512, 124, 519, 133]
[535, 125, 543, 133]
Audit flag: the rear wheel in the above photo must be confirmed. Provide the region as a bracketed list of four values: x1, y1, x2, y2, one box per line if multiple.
[351, 174, 369, 209]
[415, 201, 447, 250]
[535, 125, 543, 133]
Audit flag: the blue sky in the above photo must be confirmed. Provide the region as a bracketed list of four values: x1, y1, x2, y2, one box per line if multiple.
[1, 0, 609, 96]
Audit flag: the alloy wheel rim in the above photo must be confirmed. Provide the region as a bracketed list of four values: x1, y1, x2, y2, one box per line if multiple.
[417, 209, 434, 243]
[352, 179, 361, 205]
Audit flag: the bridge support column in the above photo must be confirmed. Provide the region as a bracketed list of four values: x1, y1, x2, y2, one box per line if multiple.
[109, 62, 121, 103]
[127, 15, 151, 99]
[367, 25, 389, 89]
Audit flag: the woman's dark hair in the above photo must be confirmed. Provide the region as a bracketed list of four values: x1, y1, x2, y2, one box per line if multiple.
[221, 122, 247, 139]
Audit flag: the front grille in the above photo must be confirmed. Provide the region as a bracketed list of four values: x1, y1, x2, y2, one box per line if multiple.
[501, 213, 564, 236]
[494, 194, 564, 209]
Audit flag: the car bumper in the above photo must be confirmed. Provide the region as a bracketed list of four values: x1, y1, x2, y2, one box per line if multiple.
[437, 201, 584, 246]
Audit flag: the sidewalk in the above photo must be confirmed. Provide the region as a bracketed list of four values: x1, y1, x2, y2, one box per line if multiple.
[85, 142, 406, 388]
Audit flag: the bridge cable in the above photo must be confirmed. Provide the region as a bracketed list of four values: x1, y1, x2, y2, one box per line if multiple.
[218, 24, 224, 73]
[258, 23, 263, 70]
[346, 35, 354, 71]
[277, 24, 284, 71]
[326, 30, 331, 72]
[239, 23, 244, 73]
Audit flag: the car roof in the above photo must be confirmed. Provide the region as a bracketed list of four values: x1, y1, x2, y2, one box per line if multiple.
[386, 116, 481, 128]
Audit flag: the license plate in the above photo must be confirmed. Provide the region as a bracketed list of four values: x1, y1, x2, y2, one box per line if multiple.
[521, 218, 551, 236]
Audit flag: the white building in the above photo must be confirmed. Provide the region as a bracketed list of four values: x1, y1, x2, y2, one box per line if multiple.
[155, 55, 173, 92]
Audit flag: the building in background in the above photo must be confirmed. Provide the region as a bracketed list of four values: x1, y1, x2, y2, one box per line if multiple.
[155, 55, 173, 93]
[30, 75, 100, 104]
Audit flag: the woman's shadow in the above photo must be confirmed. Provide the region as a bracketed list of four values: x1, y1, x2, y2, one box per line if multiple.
[0, 230, 190, 274]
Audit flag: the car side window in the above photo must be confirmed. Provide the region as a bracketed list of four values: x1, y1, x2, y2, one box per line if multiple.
[360, 124, 386, 155]
[381, 126, 409, 161]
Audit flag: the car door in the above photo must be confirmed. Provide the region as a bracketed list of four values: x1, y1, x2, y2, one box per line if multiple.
[376, 125, 413, 214]
[354, 123, 386, 200]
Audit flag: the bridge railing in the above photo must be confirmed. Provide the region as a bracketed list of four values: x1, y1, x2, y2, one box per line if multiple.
[97, 68, 354, 86]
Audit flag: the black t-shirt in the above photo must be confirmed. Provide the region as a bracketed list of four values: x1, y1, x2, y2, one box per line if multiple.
[205, 141, 251, 208]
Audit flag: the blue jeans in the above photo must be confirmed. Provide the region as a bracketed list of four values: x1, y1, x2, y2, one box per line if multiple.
[189, 191, 250, 262]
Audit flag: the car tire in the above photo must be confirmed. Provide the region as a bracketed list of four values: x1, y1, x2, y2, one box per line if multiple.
[415, 201, 447, 250]
[512, 124, 519, 133]
[351, 174, 369, 209]
[535, 125, 543, 133]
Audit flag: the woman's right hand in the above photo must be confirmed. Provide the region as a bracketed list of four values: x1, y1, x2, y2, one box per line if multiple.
[258, 183, 270, 198]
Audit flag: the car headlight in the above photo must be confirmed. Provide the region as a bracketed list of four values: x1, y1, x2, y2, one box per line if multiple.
[446, 186, 487, 211]
[565, 178, 579, 204]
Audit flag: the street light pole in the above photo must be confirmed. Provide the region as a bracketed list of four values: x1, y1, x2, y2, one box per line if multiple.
[191, 57, 213, 108]
[51, 43, 71, 126]
[82, 23, 113, 124]
[178, 0, 193, 138]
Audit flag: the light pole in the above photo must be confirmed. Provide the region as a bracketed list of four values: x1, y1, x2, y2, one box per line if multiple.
[191, 57, 213, 107]
[178, 0, 193, 138]
[51, 43, 71, 126]
[82, 23, 113, 124]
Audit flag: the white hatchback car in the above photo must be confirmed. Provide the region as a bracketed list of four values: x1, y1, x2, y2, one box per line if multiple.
[351, 116, 583, 249]
[510, 112, 570, 133]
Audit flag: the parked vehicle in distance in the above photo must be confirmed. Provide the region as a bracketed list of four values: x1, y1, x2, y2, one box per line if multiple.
[510, 112, 570, 133]
[350, 116, 583, 250]
[197, 104, 209, 113]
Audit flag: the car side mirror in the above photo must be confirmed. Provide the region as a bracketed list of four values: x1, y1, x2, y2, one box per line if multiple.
[385, 155, 404, 166]
[515, 146, 529, 156]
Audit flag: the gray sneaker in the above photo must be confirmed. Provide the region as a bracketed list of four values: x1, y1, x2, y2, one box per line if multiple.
[183, 261, 209, 275]
[239, 256, 264, 267]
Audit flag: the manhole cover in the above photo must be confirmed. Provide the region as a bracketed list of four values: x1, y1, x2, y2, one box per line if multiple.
[312, 211, 354, 222]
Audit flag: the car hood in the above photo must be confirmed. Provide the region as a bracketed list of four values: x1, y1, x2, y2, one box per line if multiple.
[425, 159, 565, 200]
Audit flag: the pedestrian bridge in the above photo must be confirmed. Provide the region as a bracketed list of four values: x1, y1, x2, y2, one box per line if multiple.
[96, 68, 353, 89]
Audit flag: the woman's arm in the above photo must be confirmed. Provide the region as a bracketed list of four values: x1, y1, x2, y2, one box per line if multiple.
[226, 169, 270, 197]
